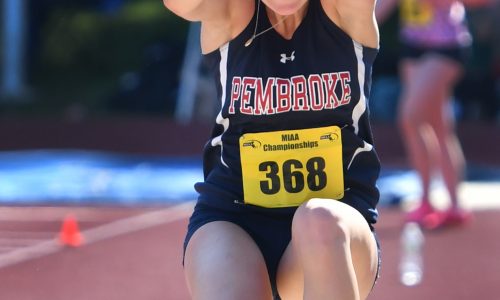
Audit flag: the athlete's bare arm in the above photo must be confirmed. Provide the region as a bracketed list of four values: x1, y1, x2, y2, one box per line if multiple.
[163, 0, 254, 53]
[163, 0, 226, 21]
[322, 0, 380, 48]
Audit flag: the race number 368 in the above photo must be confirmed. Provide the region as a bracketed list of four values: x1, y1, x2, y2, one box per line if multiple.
[259, 157, 327, 194]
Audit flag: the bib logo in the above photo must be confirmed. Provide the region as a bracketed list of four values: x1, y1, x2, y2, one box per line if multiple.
[228, 72, 352, 115]
[320, 132, 339, 142]
[242, 140, 262, 148]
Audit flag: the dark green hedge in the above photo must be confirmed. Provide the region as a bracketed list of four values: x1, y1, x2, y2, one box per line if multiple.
[17, 0, 189, 116]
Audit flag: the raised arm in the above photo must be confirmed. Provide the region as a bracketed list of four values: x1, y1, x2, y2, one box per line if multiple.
[322, 0, 380, 48]
[163, 0, 253, 53]
[163, 0, 228, 22]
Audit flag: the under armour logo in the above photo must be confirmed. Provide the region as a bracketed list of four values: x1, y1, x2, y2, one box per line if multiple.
[280, 51, 295, 64]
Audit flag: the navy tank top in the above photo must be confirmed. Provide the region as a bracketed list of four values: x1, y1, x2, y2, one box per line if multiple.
[195, 0, 380, 225]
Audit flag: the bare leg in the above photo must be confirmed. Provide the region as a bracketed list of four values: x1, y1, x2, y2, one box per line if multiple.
[184, 221, 273, 300]
[398, 59, 438, 206]
[398, 53, 468, 226]
[417, 55, 465, 209]
[276, 198, 378, 300]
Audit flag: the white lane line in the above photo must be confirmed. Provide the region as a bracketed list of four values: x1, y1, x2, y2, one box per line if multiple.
[0, 201, 194, 269]
[83, 201, 193, 244]
[0, 238, 47, 246]
[0, 239, 60, 269]
[0, 246, 21, 252]
[0, 231, 56, 238]
[0, 206, 147, 222]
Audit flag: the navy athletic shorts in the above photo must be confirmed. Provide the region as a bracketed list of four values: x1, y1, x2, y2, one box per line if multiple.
[400, 43, 470, 65]
[183, 201, 381, 299]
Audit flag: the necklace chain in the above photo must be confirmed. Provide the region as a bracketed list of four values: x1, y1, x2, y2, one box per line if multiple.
[245, 0, 289, 47]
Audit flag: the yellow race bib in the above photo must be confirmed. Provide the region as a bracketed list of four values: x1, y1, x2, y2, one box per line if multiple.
[239, 126, 344, 208]
[400, 0, 433, 26]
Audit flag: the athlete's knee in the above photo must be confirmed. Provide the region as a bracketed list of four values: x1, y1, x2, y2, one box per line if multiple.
[397, 107, 421, 131]
[292, 199, 348, 245]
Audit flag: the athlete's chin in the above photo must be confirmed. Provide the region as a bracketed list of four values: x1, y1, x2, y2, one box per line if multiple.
[262, 0, 307, 16]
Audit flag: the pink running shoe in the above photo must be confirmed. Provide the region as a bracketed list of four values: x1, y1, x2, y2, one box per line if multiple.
[423, 209, 473, 230]
[405, 202, 435, 224]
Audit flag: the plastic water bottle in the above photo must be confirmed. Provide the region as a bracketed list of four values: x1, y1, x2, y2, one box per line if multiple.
[399, 222, 424, 286]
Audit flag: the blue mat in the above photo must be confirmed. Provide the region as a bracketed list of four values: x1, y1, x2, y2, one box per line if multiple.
[0, 150, 498, 206]
[0, 150, 202, 205]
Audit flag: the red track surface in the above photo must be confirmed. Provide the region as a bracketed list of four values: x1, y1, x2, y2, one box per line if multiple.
[0, 205, 499, 300]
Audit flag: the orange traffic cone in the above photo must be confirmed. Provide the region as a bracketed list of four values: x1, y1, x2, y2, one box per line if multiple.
[59, 213, 84, 247]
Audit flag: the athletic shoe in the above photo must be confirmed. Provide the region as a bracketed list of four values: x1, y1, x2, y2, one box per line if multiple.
[405, 202, 435, 224]
[422, 209, 473, 230]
